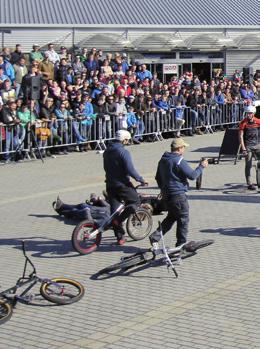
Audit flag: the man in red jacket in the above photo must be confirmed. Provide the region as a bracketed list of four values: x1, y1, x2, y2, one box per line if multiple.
[239, 105, 260, 190]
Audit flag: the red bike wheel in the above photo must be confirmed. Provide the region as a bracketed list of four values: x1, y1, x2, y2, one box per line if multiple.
[72, 220, 101, 255]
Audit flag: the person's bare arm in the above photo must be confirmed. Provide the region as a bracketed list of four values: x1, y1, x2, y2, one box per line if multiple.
[239, 129, 247, 153]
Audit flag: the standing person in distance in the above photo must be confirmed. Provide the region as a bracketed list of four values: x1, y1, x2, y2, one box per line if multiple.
[239, 105, 260, 190]
[103, 130, 148, 245]
[149, 138, 208, 253]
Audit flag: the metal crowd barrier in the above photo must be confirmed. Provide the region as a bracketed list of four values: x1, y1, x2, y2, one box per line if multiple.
[0, 102, 245, 162]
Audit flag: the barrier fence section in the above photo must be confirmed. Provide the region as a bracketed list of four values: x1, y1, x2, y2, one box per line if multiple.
[0, 102, 245, 161]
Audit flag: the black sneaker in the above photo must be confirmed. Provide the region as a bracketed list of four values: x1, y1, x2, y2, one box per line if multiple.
[248, 184, 256, 190]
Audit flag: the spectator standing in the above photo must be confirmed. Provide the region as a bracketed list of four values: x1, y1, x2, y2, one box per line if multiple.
[10, 44, 23, 65]
[39, 52, 55, 81]
[29, 44, 44, 63]
[0, 66, 10, 89]
[72, 55, 85, 75]
[59, 46, 68, 60]
[136, 64, 152, 81]
[0, 79, 16, 104]
[13, 56, 28, 97]
[56, 58, 68, 83]
[80, 48, 88, 63]
[0, 55, 15, 84]
[1, 100, 21, 162]
[45, 43, 60, 65]
[84, 53, 99, 75]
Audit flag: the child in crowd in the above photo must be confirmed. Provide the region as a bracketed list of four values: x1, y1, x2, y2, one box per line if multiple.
[175, 101, 185, 137]
[126, 106, 140, 144]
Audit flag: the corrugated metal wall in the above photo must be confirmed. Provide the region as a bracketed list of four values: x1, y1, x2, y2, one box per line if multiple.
[226, 50, 260, 76]
[1, 29, 73, 51]
[2, 29, 260, 76]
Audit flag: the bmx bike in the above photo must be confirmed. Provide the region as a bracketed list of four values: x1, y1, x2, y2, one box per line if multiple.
[72, 202, 153, 255]
[96, 222, 214, 278]
[0, 241, 85, 325]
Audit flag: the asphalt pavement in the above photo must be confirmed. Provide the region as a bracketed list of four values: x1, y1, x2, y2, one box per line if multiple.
[0, 131, 260, 349]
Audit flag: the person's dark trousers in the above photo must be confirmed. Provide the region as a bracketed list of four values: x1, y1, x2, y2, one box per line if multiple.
[107, 185, 141, 240]
[152, 193, 189, 247]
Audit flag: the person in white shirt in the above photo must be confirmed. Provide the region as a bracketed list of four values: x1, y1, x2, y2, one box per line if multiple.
[45, 43, 60, 65]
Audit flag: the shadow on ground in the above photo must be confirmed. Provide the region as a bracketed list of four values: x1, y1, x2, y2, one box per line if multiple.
[0, 236, 142, 259]
[200, 226, 260, 238]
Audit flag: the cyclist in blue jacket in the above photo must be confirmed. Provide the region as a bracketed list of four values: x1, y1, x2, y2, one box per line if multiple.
[150, 138, 208, 251]
[103, 130, 148, 245]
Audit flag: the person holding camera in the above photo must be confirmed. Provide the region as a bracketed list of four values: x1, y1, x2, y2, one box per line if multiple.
[103, 130, 148, 245]
[149, 138, 208, 252]
[239, 105, 260, 190]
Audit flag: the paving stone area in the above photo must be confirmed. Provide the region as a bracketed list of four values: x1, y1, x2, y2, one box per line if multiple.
[0, 132, 260, 349]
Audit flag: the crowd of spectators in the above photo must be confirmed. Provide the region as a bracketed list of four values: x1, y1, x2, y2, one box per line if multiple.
[0, 42, 260, 162]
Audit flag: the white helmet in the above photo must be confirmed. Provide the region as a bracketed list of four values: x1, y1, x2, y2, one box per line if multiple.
[244, 105, 256, 114]
[115, 130, 131, 141]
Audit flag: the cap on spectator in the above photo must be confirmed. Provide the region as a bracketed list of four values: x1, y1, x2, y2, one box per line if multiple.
[171, 138, 189, 150]
[60, 46, 66, 50]
[115, 130, 131, 141]
[128, 95, 135, 99]
[122, 52, 127, 57]
[33, 44, 40, 48]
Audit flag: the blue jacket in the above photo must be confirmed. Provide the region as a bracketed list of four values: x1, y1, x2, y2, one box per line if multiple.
[240, 88, 255, 100]
[127, 112, 137, 127]
[81, 102, 96, 125]
[175, 106, 184, 119]
[214, 94, 225, 105]
[85, 59, 99, 71]
[1, 61, 15, 82]
[103, 141, 144, 188]
[157, 100, 170, 111]
[155, 151, 203, 196]
[136, 70, 152, 81]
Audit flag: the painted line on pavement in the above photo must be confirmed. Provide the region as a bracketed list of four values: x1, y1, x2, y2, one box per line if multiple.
[57, 268, 260, 349]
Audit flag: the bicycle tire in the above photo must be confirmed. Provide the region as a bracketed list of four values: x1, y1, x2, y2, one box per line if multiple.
[184, 239, 214, 253]
[40, 278, 85, 305]
[126, 208, 153, 241]
[98, 251, 151, 275]
[72, 220, 101, 255]
[0, 299, 13, 325]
